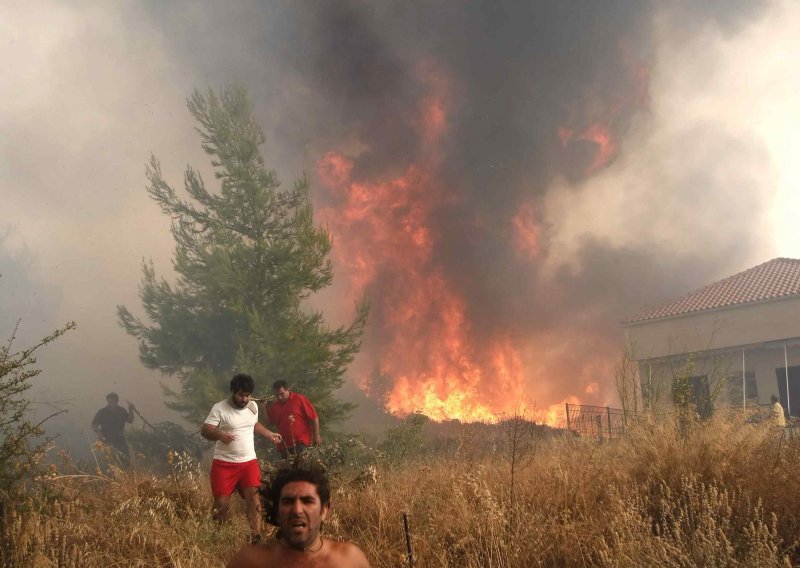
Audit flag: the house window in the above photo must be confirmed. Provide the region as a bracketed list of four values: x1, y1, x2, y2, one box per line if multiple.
[725, 371, 758, 406]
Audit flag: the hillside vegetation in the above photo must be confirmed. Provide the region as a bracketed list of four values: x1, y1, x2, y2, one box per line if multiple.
[2, 415, 798, 567]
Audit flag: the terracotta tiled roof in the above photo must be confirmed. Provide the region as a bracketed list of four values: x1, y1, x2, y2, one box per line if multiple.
[624, 258, 800, 324]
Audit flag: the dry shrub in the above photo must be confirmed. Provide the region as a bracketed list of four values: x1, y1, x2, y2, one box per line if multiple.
[2, 416, 799, 566]
[330, 416, 798, 567]
[1, 453, 248, 567]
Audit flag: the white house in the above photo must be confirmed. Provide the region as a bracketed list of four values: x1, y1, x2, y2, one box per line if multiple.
[621, 258, 800, 417]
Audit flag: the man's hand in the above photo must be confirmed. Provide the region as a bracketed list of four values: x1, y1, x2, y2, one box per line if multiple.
[217, 430, 236, 444]
[201, 423, 235, 444]
[254, 422, 282, 445]
[313, 432, 322, 446]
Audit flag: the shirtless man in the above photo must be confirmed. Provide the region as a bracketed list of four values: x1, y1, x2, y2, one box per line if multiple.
[227, 465, 371, 567]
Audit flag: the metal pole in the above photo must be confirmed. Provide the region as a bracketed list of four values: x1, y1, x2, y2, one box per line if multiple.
[785, 343, 791, 416]
[742, 349, 746, 414]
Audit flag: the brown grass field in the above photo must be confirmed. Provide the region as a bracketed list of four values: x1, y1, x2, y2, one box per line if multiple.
[2, 415, 799, 567]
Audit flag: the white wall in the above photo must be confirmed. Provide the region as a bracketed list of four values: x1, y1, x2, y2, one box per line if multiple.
[624, 296, 800, 360]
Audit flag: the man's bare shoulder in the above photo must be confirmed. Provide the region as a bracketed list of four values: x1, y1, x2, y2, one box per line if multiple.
[227, 540, 371, 568]
[327, 539, 371, 567]
[226, 542, 282, 568]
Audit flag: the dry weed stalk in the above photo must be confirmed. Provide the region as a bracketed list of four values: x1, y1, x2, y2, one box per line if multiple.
[2, 416, 799, 566]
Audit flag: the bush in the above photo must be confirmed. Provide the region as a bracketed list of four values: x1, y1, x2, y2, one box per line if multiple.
[0, 321, 75, 498]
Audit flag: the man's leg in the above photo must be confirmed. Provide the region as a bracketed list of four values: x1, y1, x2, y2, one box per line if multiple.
[243, 486, 262, 541]
[238, 459, 263, 542]
[212, 494, 232, 523]
[210, 460, 235, 522]
[110, 441, 131, 468]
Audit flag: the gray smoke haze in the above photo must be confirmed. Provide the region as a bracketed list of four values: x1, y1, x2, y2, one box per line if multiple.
[1, 0, 797, 447]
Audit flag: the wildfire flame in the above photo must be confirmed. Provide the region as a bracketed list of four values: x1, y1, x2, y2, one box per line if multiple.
[318, 151, 531, 423]
[315, 54, 647, 426]
[316, 66, 538, 422]
[557, 44, 651, 175]
[512, 201, 540, 259]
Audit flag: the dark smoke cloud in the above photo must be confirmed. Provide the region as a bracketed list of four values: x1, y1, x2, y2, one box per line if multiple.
[243, 1, 773, 407]
[0, 0, 783, 441]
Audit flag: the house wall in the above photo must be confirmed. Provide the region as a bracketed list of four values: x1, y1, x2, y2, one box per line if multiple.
[638, 343, 800, 410]
[623, 296, 800, 360]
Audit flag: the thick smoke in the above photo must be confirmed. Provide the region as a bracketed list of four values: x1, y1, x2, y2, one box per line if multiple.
[0, 0, 781, 433]
[246, 1, 773, 416]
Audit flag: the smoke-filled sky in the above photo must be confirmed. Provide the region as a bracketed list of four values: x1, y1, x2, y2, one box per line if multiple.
[3, 1, 800, 444]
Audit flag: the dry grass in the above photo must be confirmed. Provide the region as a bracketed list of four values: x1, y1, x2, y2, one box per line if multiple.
[2, 416, 799, 567]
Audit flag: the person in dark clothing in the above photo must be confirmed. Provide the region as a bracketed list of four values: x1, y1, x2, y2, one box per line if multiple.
[91, 392, 135, 466]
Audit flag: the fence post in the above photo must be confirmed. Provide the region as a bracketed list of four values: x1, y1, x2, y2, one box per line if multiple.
[607, 406, 612, 438]
[565, 403, 571, 432]
[402, 511, 414, 567]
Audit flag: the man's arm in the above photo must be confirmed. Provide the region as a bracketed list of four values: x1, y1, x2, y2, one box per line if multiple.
[254, 422, 282, 444]
[311, 416, 322, 446]
[126, 402, 135, 424]
[301, 396, 322, 445]
[91, 411, 103, 438]
[200, 423, 235, 444]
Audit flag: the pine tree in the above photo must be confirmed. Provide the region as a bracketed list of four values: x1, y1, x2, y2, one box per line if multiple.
[117, 85, 367, 427]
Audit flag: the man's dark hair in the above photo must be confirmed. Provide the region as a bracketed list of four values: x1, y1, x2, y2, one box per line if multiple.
[272, 379, 289, 391]
[771, 394, 780, 404]
[264, 463, 331, 526]
[106, 392, 119, 403]
[230, 373, 255, 394]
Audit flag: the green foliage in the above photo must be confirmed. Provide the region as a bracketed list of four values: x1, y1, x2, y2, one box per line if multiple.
[117, 85, 367, 426]
[0, 320, 75, 497]
[379, 412, 428, 463]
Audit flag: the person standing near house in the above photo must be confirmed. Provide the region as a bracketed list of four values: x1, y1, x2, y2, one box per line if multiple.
[771, 394, 787, 428]
[91, 392, 135, 467]
[201, 373, 282, 544]
[265, 380, 321, 459]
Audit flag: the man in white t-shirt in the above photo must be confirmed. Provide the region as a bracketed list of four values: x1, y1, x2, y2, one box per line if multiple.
[201, 373, 282, 544]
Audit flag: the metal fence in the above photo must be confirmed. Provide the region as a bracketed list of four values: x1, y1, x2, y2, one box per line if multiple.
[565, 402, 800, 439]
[565, 403, 630, 439]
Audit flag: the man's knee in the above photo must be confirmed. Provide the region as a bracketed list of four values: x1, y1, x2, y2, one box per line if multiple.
[243, 486, 261, 504]
[213, 494, 232, 511]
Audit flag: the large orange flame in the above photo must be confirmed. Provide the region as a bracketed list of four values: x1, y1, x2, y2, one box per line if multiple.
[314, 57, 645, 426]
[316, 66, 540, 422]
[318, 151, 531, 423]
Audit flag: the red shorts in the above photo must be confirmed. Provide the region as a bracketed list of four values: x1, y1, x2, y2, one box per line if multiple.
[210, 459, 261, 497]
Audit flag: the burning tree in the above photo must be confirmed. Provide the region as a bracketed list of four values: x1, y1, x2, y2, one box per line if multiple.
[117, 85, 367, 427]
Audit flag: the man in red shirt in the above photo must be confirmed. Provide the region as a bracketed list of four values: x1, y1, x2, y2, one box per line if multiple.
[265, 380, 321, 458]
